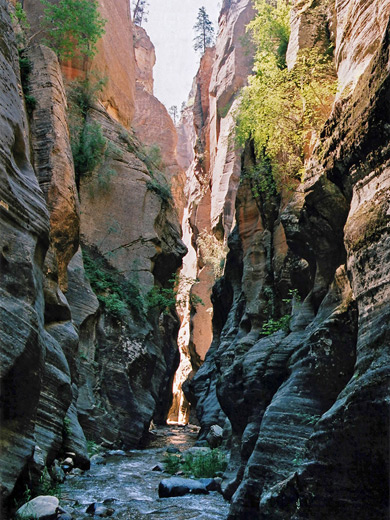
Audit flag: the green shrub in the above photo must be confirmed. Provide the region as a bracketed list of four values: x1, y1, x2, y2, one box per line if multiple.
[164, 449, 227, 478]
[236, 0, 336, 189]
[147, 280, 177, 315]
[72, 121, 106, 177]
[41, 0, 106, 60]
[82, 249, 146, 319]
[18, 51, 36, 114]
[87, 440, 101, 456]
[67, 76, 107, 115]
[146, 177, 172, 204]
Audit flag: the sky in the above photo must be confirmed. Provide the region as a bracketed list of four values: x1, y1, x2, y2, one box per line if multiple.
[143, 0, 222, 110]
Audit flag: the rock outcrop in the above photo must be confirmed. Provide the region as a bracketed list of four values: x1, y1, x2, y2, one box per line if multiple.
[0, 0, 50, 504]
[172, 0, 255, 422]
[187, 0, 390, 519]
[0, 0, 186, 512]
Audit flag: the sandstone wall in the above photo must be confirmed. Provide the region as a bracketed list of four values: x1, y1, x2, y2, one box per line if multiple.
[175, 0, 255, 400]
[1, 0, 186, 511]
[189, 0, 390, 518]
[23, 0, 136, 127]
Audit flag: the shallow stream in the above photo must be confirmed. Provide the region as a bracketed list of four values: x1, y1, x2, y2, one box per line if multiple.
[60, 425, 229, 519]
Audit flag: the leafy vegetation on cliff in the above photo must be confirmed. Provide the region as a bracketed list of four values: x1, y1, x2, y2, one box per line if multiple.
[41, 0, 106, 60]
[237, 0, 336, 188]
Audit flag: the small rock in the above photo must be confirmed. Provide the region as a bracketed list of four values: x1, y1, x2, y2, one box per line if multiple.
[86, 503, 114, 517]
[63, 457, 74, 466]
[71, 468, 84, 476]
[50, 460, 65, 483]
[90, 454, 106, 465]
[206, 424, 224, 448]
[152, 464, 163, 472]
[106, 449, 126, 457]
[166, 446, 180, 454]
[57, 513, 73, 520]
[158, 477, 209, 498]
[185, 446, 211, 456]
[102, 498, 117, 505]
[199, 478, 221, 492]
[15, 495, 59, 519]
[194, 439, 209, 447]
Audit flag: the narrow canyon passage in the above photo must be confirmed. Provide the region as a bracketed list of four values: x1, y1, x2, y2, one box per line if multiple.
[1, 0, 389, 519]
[59, 425, 229, 520]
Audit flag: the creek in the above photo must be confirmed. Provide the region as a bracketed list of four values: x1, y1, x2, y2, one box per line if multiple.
[59, 425, 229, 519]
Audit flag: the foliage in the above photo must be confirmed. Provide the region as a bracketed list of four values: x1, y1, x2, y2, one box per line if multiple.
[169, 105, 178, 125]
[146, 176, 172, 205]
[87, 440, 101, 456]
[236, 0, 336, 187]
[67, 76, 119, 193]
[247, 0, 290, 68]
[260, 289, 300, 337]
[36, 468, 61, 498]
[197, 230, 228, 278]
[146, 276, 178, 315]
[193, 6, 215, 55]
[82, 249, 146, 319]
[164, 449, 227, 478]
[18, 51, 37, 114]
[41, 0, 106, 60]
[11, 2, 30, 49]
[72, 121, 106, 177]
[241, 156, 277, 200]
[67, 76, 107, 115]
[132, 0, 149, 26]
[63, 416, 72, 436]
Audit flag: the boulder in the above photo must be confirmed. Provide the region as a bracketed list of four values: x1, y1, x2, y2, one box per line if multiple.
[206, 425, 223, 448]
[158, 477, 209, 498]
[15, 496, 59, 520]
[85, 502, 114, 517]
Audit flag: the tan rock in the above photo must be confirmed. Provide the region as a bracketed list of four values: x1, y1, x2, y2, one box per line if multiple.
[27, 44, 80, 291]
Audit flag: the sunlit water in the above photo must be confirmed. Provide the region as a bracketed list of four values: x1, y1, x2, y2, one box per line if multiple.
[60, 425, 229, 519]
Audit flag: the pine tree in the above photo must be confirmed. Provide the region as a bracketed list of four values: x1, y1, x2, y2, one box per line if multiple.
[193, 6, 215, 55]
[132, 0, 149, 26]
[169, 105, 178, 125]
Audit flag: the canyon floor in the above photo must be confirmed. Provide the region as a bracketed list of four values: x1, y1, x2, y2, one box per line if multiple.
[59, 425, 229, 519]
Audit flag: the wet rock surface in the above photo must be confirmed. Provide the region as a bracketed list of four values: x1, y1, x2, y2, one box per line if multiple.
[59, 426, 229, 520]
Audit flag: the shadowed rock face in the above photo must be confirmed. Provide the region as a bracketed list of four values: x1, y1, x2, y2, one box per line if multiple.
[0, 1, 50, 503]
[1, 0, 186, 509]
[189, 1, 390, 519]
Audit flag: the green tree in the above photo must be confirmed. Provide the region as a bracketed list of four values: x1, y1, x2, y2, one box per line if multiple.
[236, 0, 336, 186]
[169, 105, 178, 125]
[132, 0, 149, 26]
[41, 0, 106, 60]
[193, 6, 215, 55]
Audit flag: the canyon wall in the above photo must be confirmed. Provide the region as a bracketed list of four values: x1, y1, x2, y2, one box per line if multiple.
[188, 0, 390, 519]
[171, 1, 255, 422]
[0, 0, 185, 511]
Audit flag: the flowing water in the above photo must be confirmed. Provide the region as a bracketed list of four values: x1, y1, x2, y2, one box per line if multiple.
[60, 425, 229, 519]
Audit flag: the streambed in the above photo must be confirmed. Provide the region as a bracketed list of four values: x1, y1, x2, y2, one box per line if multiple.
[60, 425, 229, 519]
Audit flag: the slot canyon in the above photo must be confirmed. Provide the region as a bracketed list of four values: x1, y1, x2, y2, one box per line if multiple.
[0, 0, 389, 519]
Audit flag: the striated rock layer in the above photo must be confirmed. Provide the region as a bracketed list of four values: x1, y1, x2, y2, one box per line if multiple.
[188, 0, 390, 519]
[172, 0, 255, 422]
[0, 0, 186, 512]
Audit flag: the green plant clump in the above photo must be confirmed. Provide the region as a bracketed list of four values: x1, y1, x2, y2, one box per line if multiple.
[236, 0, 336, 189]
[82, 249, 145, 319]
[18, 51, 37, 114]
[41, 0, 106, 60]
[164, 449, 227, 479]
[260, 289, 300, 337]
